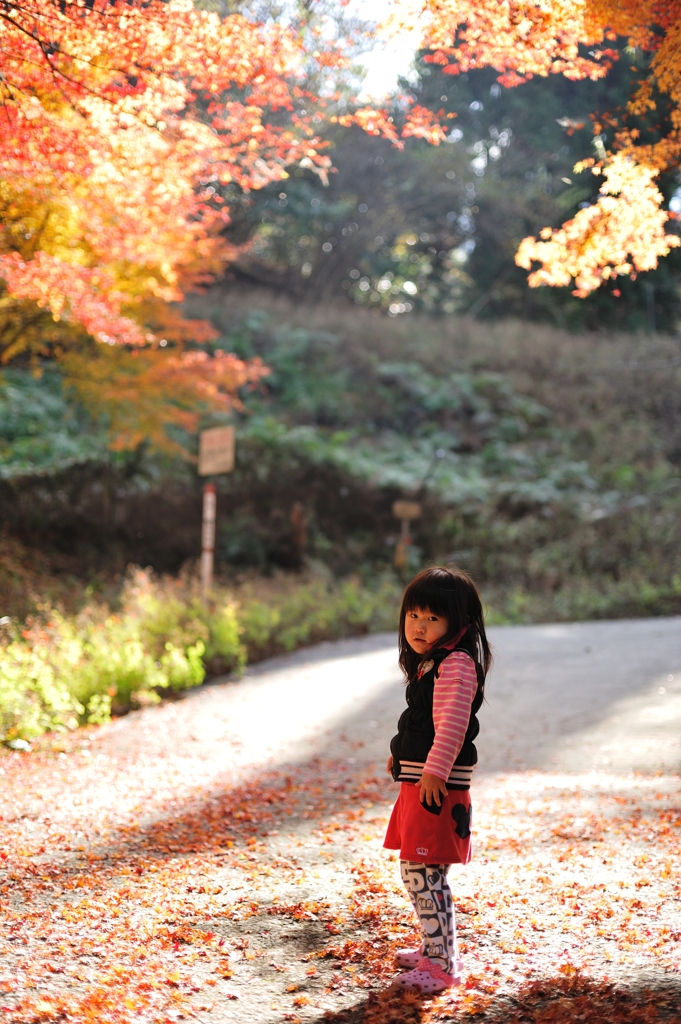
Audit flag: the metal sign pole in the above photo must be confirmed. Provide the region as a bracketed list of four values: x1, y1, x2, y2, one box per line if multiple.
[200, 482, 217, 599]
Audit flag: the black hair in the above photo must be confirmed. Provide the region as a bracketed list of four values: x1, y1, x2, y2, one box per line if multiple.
[398, 566, 492, 683]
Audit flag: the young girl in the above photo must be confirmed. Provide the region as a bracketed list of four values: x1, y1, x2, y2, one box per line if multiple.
[384, 566, 491, 994]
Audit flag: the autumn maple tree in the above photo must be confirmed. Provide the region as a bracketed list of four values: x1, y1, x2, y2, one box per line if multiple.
[390, 0, 681, 295]
[0, 0, 339, 448]
[0, 1, 455, 451]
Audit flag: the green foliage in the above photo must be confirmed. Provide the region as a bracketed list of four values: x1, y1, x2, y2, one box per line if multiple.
[0, 634, 81, 740]
[236, 572, 398, 660]
[212, 313, 613, 550]
[6, 296, 678, 624]
[121, 568, 245, 678]
[490, 574, 681, 626]
[0, 367, 109, 479]
[196, 296, 681, 618]
[0, 568, 400, 743]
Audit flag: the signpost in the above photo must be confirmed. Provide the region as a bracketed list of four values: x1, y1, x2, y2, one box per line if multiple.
[198, 425, 235, 476]
[392, 499, 422, 570]
[198, 426, 235, 599]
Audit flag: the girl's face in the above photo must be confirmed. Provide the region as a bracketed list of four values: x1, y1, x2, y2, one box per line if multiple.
[404, 607, 449, 653]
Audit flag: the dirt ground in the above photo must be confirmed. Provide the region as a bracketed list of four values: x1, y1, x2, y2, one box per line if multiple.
[1, 617, 680, 1024]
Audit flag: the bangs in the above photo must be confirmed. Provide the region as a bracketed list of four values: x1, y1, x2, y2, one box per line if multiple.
[402, 570, 460, 621]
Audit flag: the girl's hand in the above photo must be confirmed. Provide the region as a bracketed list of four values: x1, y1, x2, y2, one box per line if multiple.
[419, 772, 448, 807]
[386, 755, 394, 776]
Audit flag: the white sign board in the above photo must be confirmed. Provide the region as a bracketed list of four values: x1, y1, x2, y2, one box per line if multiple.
[199, 426, 235, 476]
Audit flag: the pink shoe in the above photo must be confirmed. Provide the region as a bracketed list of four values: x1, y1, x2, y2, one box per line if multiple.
[395, 948, 463, 972]
[393, 956, 462, 995]
[394, 947, 423, 968]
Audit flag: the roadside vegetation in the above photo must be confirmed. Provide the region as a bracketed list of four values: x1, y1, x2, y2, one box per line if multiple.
[1, 294, 680, 742]
[0, 565, 398, 744]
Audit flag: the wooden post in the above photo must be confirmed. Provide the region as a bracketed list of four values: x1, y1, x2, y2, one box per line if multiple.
[200, 482, 217, 599]
[198, 426, 235, 600]
[394, 515, 411, 569]
[392, 500, 422, 571]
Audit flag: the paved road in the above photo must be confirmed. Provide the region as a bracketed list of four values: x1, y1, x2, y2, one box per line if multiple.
[6, 617, 680, 1024]
[154, 615, 681, 780]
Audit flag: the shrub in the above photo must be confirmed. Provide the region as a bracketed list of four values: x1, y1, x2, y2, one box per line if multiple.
[56, 611, 168, 714]
[0, 641, 80, 741]
[236, 572, 398, 661]
[121, 567, 246, 677]
[0, 567, 402, 743]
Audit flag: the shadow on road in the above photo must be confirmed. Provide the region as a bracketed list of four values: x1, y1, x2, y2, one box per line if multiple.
[6, 642, 681, 1024]
[313, 974, 681, 1023]
[9, 752, 390, 892]
[11, 649, 681, 885]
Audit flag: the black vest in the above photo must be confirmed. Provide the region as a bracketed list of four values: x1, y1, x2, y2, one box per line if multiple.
[390, 644, 484, 787]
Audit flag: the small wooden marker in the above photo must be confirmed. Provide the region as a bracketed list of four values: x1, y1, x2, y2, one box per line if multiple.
[392, 500, 422, 570]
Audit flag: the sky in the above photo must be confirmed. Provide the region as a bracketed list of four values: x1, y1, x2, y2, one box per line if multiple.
[350, 0, 422, 101]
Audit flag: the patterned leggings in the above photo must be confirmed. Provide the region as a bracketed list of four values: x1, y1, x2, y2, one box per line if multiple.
[400, 861, 459, 974]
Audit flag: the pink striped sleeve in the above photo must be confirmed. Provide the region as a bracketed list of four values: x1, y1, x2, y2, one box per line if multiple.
[423, 651, 478, 782]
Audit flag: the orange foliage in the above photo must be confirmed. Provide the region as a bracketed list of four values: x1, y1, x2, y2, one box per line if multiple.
[61, 346, 269, 454]
[333, 103, 453, 145]
[0, 0, 334, 447]
[516, 155, 680, 296]
[391, 0, 681, 293]
[0, 1, 332, 308]
[393, 0, 616, 86]
[0, 254, 145, 352]
[0, 2, 465, 449]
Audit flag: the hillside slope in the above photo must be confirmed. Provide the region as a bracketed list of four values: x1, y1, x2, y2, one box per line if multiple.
[2, 290, 680, 621]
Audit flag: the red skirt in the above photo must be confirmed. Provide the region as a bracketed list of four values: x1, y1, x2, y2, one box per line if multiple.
[383, 782, 473, 865]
